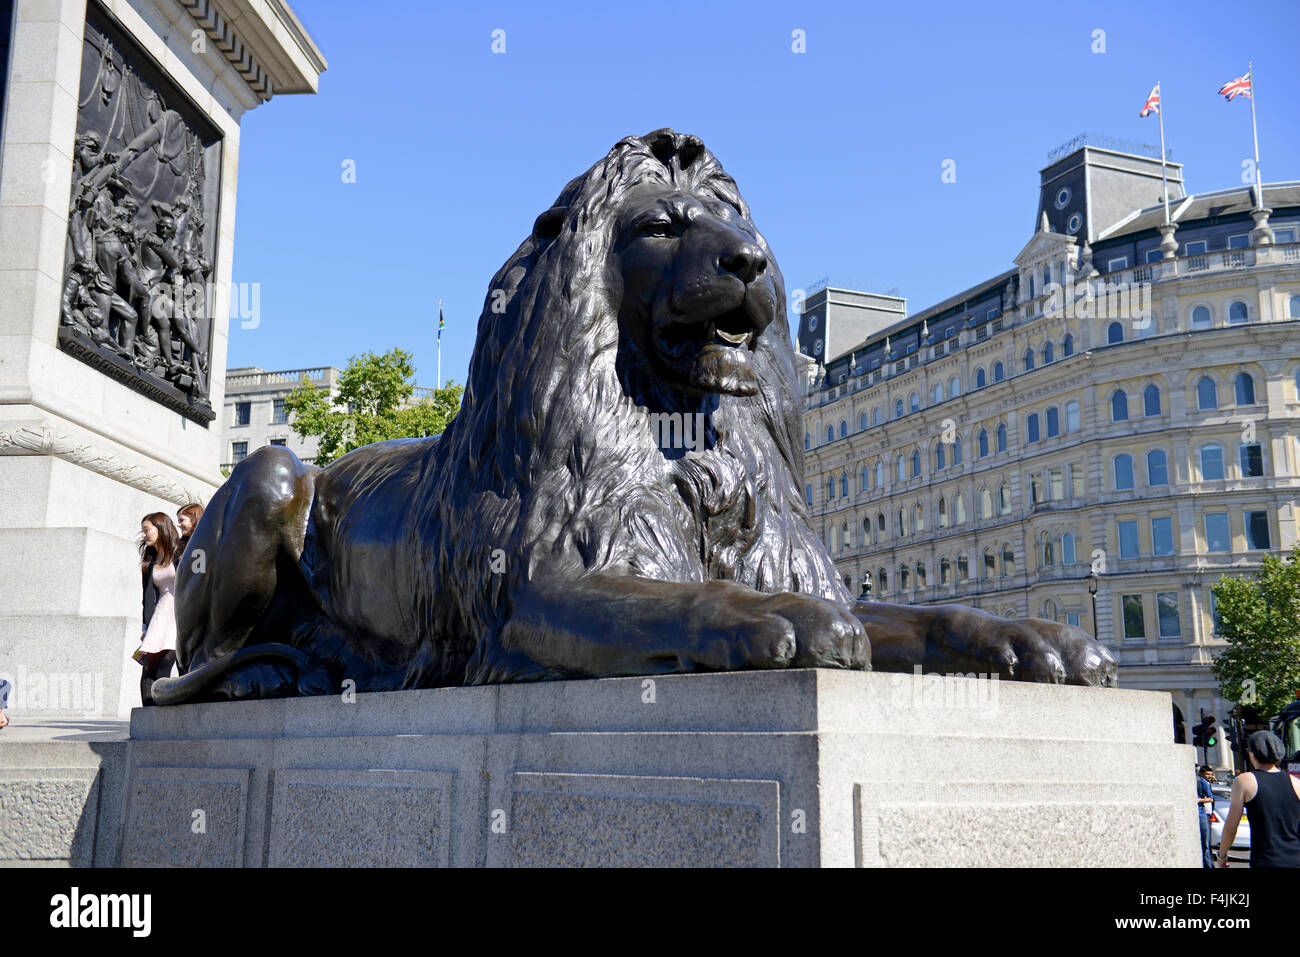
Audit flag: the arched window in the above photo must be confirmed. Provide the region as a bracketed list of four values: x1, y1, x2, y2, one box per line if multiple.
[1147, 449, 1168, 486]
[932, 384, 944, 405]
[1197, 376, 1218, 410]
[1228, 301, 1249, 324]
[862, 518, 872, 546]
[894, 398, 904, 419]
[1043, 341, 1055, 364]
[1026, 413, 1040, 443]
[1024, 348, 1036, 372]
[1113, 453, 1135, 491]
[1042, 266, 1051, 289]
[949, 376, 960, 398]
[861, 465, 870, 492]
[916, 561, 927, 588]
[826, 476, 834, 499]
[982, 548, 995, 579]
[1061, 532, 1076, 565]
[874, 462, 883, 488]
[936, 443, 946, 470]
[1290, 295, 1300, 319]
[1107, 321, 1124, 344]
[1143, 384, 1161, 416]
[940, 557, 951, 585]
[805, 484, 813, 505]
[897, 509, 906, 537]
[872, 407, 882, 426]
[1295, 367, 1300, 398]
[878, 568, 888, 593]
[900, 564, 910, 590]
[998, 483, 1010, 515]
[909, 392, 920, 413]
[1239, 442, 1264, 477]
[840, 473, 849, 497]
[858, 412, 867, 431]
[841, 522, 850, 551]
[826, 426, 835, 443]
[1065, 400, 1080, 432]
[895, 455, 905, 482]
[1235, 372, 1256, 406]
[839, 420, 848, 438]
[976, 368, 987, 389]
[1191, 305, 1212, 329]
[804, 433, 811, 450]
[829, 525, 837, 552]
[938, 497, 948, 528]
[911, 449, 921, 477]
[1046, 407, 1060, 437]
[876, 512, 886, 536]
[996, 423, 1007, 452]
[980, 487, 993, 519]
[1002, 545, 1015, 577]
[953, 435, 962, 465]
[954, 492, 966, 524]
[1041, 533, 1055, 566]
[1063, 334, 1075, 357]
[957, 554, 969, 580]
[993, 362, 1005, 382]
[978, 429, 989, 458]
[1029, 274, 1035, 299]
[914, 503, 925, 533]
[1043, 599, 1059, 622]
[1111, 389, 1129, 422]
[1200, 444, 1224, 480]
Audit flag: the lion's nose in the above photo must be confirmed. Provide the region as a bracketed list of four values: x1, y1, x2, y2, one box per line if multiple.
[719, 243, 767, 284]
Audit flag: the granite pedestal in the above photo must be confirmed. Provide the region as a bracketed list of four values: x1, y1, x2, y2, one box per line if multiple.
[112, 669, 1199, 867]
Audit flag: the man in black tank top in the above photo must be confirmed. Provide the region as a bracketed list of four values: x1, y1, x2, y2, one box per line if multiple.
[1217, 731, 1300, 868]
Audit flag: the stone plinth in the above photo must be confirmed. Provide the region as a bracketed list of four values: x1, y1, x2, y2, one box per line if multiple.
[113, 670, 1199, 867]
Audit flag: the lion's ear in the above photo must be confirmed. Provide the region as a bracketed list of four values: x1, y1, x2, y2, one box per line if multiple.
[532, 206, 567, 245]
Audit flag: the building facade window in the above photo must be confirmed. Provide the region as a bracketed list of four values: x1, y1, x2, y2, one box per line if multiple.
[840, 420, 848, 438]
[1204, 512, 1231, 552]
[976, 368, 987, 389]
[858, 412, 867, 431]
[272, 397, 288, 424]
[1046, 407, 1059, 437]
[231, 441, 248, 463]
[1024, 349, 1035, 372]
[1228, 301, 1249, 324]
[980, 488, 993, 519]
[1043, 341, 1054, 364]
[998, 483, 1010, 514]
[1245, 510, 1270, 550]
[1118, 520, 1139, 559]
[1156, 592, 1181, 639]
[1113, 454, 1135, 491]
[909, 392, 920, 413]
[1107, 322, 1124, 344]
[949, 376, 960, 398]
[234, 402, 251, 427]
[1111, 389, 1129, 422]
[1239, 443, 1264, 477]
[1061, 532, 1076, 565]
[1062, 334, 1074, 357]
[911, 450, 921, 478]
[1070, 464, 1084, 498]
[1001, 545, 1015, 577]
[936, 443, 946, 470]
[1065, 400, 1080, 432]
[1197, 377, 1218, 410]
[840, 473, 849, 497]
[826, 426, 835, 443]
[1143, 385, 1161, 416]
[1191, 305, 1212, 329]
[932, 384, 943, 405]
[953, 436, 962, 465]
[1026, 413, 1040, 443]
[978, 429, 989, 457]
[1147, 449, 1168, 486]
[954, 493, 966, 524]
[1235, 372, 1256, 406]
[1122, 595, 1145, 640]
[1200, 444, 1224, 480]
[1152, 516, 1174, 556]
[996, 424, 1007, 452]
[993, 362, 1004, 382]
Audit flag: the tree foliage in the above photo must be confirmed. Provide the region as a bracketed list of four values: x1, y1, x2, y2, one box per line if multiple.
[283, 348, 464, 466]
[1211, 545, 1300, 719]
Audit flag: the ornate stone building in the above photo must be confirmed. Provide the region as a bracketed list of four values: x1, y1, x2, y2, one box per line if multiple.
[799, 139, 1300, 765]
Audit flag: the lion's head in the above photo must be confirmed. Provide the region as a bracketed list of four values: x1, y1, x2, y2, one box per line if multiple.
[425, 130, 848, 656]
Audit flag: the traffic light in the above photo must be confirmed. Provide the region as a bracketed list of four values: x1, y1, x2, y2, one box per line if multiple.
[1224, 716, 1239, 749]
[1204, 716, 1218, 748]
[1192, 721, 1206, 748]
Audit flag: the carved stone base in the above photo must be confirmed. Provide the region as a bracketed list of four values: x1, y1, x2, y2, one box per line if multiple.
[107, 670, 1198, 867]
[57, 327, 215, 424]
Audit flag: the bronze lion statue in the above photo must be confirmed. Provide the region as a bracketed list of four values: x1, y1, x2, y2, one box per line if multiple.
[155, 129, 1115, 704]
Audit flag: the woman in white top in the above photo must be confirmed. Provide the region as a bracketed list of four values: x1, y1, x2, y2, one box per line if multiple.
[138, 512, 180, 706]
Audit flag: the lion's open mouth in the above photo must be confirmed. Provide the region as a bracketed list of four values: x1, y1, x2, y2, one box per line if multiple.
[657, 306, 756, 358]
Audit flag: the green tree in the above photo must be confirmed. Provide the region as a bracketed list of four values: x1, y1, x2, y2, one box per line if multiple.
[1211, 545, 1300, 719]
[284, 348, 464, 465]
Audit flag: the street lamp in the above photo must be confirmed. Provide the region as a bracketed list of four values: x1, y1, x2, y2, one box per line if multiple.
[859, 570, 873, 602]
[1087, 571, 1099, 639]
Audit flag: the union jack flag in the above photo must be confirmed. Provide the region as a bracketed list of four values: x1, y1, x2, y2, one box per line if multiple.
[1139, 82, 1160, 117]
[1219, 72, 1252, 101]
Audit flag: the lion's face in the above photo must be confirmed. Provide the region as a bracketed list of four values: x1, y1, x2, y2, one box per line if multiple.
[611, 184, 778, 397]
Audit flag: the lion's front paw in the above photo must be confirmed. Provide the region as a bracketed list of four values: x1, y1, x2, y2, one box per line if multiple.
[965, 618, 1117, 686]
[685, 583, 868, 672]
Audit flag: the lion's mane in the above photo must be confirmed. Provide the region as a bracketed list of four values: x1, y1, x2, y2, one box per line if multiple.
[310, 130, 849, 686]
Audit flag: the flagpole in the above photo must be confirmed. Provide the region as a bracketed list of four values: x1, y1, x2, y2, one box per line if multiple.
[1247, 61, 1262, 210]
[437, 297, 442, 389]
[1157, 81, 1170, 224]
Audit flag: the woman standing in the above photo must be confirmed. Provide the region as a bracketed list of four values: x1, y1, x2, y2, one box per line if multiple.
[138, 512, 181, 707]
[176, 502, 204, 555]
[1217, 730, 1300, 868]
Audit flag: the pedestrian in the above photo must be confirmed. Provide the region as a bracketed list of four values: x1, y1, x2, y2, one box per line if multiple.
[1217, 730, 1300, 868]
[0, 676, 10, 730]
[176, 502, 204, 554]
[1196, 765, 1216, 867]
[137, 512, 181, 706]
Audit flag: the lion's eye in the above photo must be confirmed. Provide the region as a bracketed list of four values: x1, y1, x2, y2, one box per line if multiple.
[638, 220, 677, 238]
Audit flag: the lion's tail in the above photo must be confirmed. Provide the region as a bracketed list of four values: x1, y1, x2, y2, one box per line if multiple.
[150, 644, 333, 706]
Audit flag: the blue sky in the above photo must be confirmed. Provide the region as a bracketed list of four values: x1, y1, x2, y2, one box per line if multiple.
[227, 0, 1300, 388]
